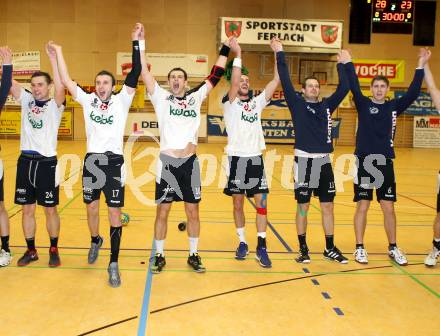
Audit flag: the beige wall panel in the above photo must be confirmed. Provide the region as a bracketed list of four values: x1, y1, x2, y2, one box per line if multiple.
[238, 1, 264, 18]
[187, 0, 211, 25]
[28, 0, 52, 23]
[115, 0, 142, 24]
[95, 24, 119, 53]
[140, 0, 165, 24]
[74, 0, 97, 24]
[210, 0, 245, 23]
[147, 24, 188, 53]
[0, 1, 7, 23]
[262, 0, 286, 18]
[66, 52, 96, 82]
[164, 0, 188, 22]
[6, 23, 30, 51]
[186, 24, 216, 55]
[116, 24, 138, 52]
[94, 0, 118, 23]
[5, 0, 31, 23]
[29, 23, 52, 51]
[51, 0, 75, 23]
[51, 23, 76, 52]
[72, 23, 96, 53]
[94, 52, 118, 81]
[0, 23, 7, 45]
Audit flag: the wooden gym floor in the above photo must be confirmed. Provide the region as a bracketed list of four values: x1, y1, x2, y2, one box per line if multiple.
[1, 139, 439, 336]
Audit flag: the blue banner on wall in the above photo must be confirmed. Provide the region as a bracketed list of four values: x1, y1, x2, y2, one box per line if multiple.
[208, 115, 342, 140]
[394, 91, 439, 115]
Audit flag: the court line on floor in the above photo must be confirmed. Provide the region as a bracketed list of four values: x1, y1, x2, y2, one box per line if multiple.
[149, 262, 437, 314]
[397, 193, 437, 211]
[6, 261, 439, 277]
[137, 241, 155, 336]
[392, 262, 440, 298]
[77, 316, 138, 336]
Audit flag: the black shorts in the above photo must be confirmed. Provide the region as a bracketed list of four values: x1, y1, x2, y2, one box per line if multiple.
[224, 155, 269, 197]
[14, 154, 59, 207]
[353, 156, 396, 202]
[82, 153, 125, 208]
[294, 155, 336, 204]
[155, 154, 201, 204]
[0, 159, 3, 202]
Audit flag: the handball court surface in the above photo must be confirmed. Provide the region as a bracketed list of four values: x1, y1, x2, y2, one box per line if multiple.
[1, 140, 439, 336]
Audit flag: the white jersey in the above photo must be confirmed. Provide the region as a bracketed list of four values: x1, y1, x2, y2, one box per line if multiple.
[75, 85, 134, 155]
[222, 90, 269, 157]
[18, 88, 64, 157]
[149, 81, 208, 151]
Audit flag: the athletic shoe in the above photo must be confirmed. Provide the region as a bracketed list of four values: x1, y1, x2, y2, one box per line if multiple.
[187, 253, 206, 273]
[150, 253, 166, 274]
[17, 249, 39, 266]
[256, 246, 272, 268]
[424, 246, 440, 267]
[235, 242, 249, 260]
[295, 245, 311, 264]
[48, 247, 61, 267]
[107, 262, 121, 288]
[0, 249, 12, 267]
[323, 246, 348, 264]
[88, 236, 103, 264]
[388, 247, 408, 266]
[354, 247, 368, 264]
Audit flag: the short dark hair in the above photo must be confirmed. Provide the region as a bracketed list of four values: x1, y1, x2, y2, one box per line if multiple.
[371, 75, 389, 87]
[31, 71, 52, 85]
[168, 67, 188, 80]
[95, 70, 116, 86]
[302, 76, 320, 89]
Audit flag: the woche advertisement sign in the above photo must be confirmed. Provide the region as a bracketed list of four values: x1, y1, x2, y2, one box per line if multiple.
[352, 59, 405, 83]
[219, 17, 343, 52]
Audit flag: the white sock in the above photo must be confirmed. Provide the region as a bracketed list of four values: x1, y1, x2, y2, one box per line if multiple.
[257, 232, 267, 239]
[155, 239, 164, 255]
[189, 237, 199, 255]
[236, 227, 246, 243]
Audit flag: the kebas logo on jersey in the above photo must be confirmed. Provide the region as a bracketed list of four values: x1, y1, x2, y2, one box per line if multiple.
[238, 99, 259, 123]
[27, 111, 43, 129]
[89, 97, 114, 124]
[27, 101, 45, 129]
[241, 112, 258, 123]
[169, 106, 197, 118]
[89, 111, 114, 125]
[167, 94, 197, 118]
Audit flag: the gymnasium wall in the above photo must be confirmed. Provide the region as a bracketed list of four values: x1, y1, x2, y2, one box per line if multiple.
[0, 0, 438, 145]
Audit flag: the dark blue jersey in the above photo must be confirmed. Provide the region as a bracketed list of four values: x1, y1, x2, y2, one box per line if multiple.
[345, 62, 423, 158]
[0, 64, 12, 111]
[276, 51, 349, 153]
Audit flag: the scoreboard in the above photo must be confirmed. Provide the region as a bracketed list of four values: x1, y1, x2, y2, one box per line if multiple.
[372, 0, 415, 34]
